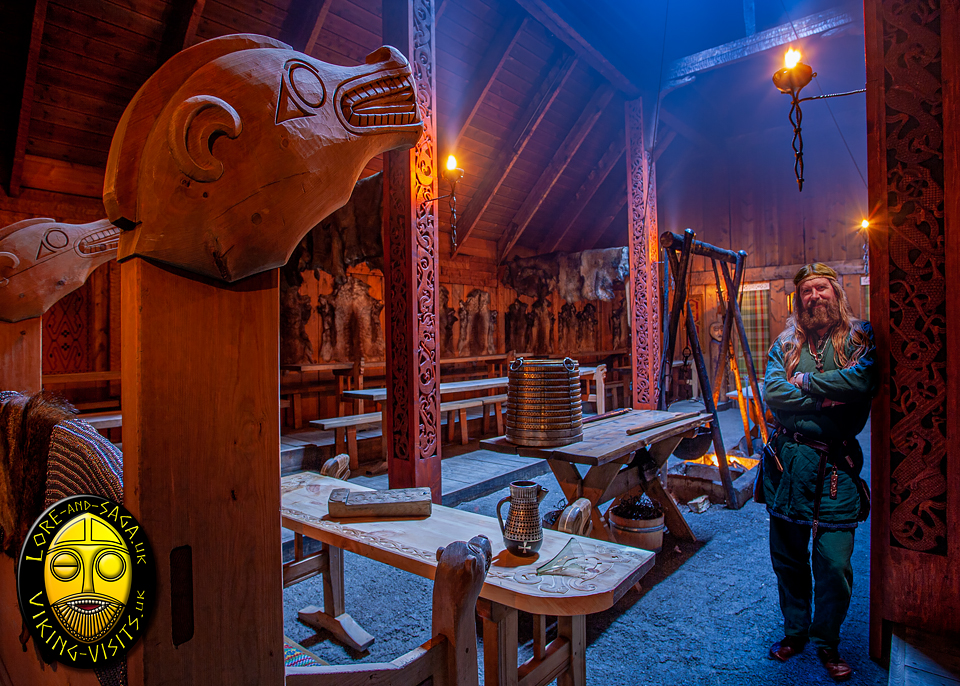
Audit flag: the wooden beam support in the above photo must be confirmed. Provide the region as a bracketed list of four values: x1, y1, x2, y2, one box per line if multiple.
[157, 0, 206, 65]
[512, 0, 639, 96]
[8, 0, 48, 197]
[544, 128, 624, 253]
[577, 178, 627, 252]
[652, 129, 677, 163]
[0, 318, 42, 394]
[443, 14, 527, 156]
[451, 53, 577, 258]
[666, 6, 854, 86]
[743, 0, 756, 36]
[498, 84, 615, 261]
[658, 108, 717, 152]
[625, 99, 660, 410]
[279, 0, 335, 54]
[383, 0, 442, 501]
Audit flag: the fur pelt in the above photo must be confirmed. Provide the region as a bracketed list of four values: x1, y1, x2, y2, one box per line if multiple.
[502, 254, 559, 299]
[0, 393, 74, 558]
[529, 297, 554, 355]
[330, 276, 384, 362]
[503, 247, 629, 303]
[577, 303, 598, 352]
[280, 286, 314, 365]
[439, 286, 458, 357]
[506, 299, 531, 353]
[305, 172, 384, 279]
[317, 295, 336, 362]
[457, 289, 495, 357]
[557, 253, 583, 304]
[580, 247, 629, 301]
[558, 303, 578, 352]
[488, 310, 498, 357]
[610, 296, 630, 350]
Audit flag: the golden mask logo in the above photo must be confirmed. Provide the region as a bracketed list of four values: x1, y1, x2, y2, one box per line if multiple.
[17, 495, 155, 669]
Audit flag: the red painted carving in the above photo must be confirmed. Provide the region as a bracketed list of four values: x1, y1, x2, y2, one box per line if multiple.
[625, 99, 661, 409]
[880, 0, 947, 554]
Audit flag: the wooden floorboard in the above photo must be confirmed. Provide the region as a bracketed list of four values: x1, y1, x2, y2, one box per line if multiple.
[890, 625, 960, 686]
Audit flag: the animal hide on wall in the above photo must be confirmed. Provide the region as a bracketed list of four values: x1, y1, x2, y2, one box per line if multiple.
[488, 311, 498, 357]
[506, 299, 531, 353]
[529, 297, 554, 355]
[439, 285, 457, 357]
[558, 303, 578, 352]
[317, 295, 336, 362]
[303, 172, 384, 279]
[610, 296, 630, 350]
[457, 289, 496, 357]
[329, 277, 384, 362]
[578, 303, 598, 352]
[502, 247, 629, 303]
[280, 287, 314, 365]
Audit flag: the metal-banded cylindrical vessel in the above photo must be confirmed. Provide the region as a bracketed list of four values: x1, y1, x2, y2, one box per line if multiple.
[505, 357, 583, 447]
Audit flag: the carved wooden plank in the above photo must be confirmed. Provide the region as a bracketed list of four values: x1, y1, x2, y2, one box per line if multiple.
[666, 6, 854, 85]
[0, 318, 41, 394]
[328, 487, 433, 517]
[157, 0, 206, 65]
[512, 0, 638, 96]
[8, 0, 48, 197]
[383, 0, 442, 500]
[452, 54, 578, 257]
[498, 83, 615, 262]
[444, 14, 527, 155]
[279, 0, 335, 54]
[544, 128, 624, 254]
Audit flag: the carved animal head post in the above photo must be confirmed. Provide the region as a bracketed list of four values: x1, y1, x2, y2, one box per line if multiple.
[0, 218, 120, 393]
[105, 34, 422, 686]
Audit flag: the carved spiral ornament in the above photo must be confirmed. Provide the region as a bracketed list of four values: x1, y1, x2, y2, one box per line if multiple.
[168, 95, 242, 183]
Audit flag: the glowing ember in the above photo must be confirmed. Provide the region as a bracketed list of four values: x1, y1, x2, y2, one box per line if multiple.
[692, 453, 759, 471]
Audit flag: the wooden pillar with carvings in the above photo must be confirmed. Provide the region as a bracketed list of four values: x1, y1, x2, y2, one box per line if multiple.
[625, 99, 661, 410]
[382, 0, 442, 500]
[865, 0, 960, 657]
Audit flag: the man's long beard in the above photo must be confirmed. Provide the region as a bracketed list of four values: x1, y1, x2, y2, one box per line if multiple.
[798, 298, 840, 333]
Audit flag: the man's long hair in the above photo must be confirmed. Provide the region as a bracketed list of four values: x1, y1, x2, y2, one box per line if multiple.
[777, 268, 871, 378]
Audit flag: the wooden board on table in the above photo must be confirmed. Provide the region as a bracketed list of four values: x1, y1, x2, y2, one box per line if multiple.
[328, 487, 432, 517]
[281, 473, 654, 617]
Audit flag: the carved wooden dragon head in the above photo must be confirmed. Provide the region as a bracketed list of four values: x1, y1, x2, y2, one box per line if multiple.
[105, 34, 423, 283]
[0, 218, 120, 323]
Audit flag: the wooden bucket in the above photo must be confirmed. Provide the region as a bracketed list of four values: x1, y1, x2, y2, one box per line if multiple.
[505, 357, 583, 447]
[608, 511, 665, 552]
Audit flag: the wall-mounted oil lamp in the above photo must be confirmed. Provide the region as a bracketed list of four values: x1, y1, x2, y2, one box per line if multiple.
[772, 48, 865, 192]
[438, 154, 464, 251]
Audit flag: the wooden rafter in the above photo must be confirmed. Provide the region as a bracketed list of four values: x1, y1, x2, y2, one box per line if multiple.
[652, 129, 677, 162]
[513, 0, 638, 96]
[279, 0, 335, 54]
[443, 13, 527, 155]
[578, 179, 628, 252]
[666, 6, 855, 86]
[436, 0, 449, 22]
[8, 0, 48, 197]
[157, 0, 206, 66]
[658, 108, 717, 151]
[543, 127, 624, 254]
[451, 53, 577, 258]
[497, 83, 614, 262]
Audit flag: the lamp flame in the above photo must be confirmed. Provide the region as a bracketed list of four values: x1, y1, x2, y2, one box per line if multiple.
[861, 219, 870, 229]
[446, 155, 458, 171]
[785, 49, 802, 69]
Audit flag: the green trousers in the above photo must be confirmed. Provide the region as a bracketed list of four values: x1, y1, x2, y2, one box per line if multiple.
[769, 516, 855, 650]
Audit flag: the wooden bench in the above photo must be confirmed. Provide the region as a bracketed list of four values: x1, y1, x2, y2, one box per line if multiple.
[79, 411, 123, 430]
[311, 412, 383, 471]
[480, 393, 507, 436]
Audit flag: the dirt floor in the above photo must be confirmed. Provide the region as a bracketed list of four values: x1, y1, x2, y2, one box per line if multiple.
[283, 416, 887, 685]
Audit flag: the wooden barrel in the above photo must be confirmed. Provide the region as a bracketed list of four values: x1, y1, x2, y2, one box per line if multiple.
[505, 357, 583, 447]
[608, 512, 665, 552]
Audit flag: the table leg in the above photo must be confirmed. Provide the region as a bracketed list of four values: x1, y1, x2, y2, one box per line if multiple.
[477, 599, 518, 686]
[581, 462, 624, 542]
[297, 544, 375, 652]
[557, 615, 585, 686]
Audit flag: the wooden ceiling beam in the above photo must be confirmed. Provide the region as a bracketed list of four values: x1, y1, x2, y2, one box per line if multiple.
[444, 13, 528, 156]
[577, 178, 628, 252]
[498, 83, 615, 262]
[451, 53, 578, 258]
[157, 0, 206, 66]
[436, 0, 449, 23]
[658, 108, 717, 152]
[543, 128, 624, 254]
[652, 129, 677, 162]
[8, 0, 48, 197]
[512, 0, 638, 96]
[279, 0, 335, 54]
[666, 6, 855, 87]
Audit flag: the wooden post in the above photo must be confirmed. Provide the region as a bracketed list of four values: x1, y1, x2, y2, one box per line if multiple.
[865, 0, 960, 656]
[625, 98, 661, 410]
[121, 259, 283, 686]
[382, 0, 442, 500]
[0, 318, 41, 393]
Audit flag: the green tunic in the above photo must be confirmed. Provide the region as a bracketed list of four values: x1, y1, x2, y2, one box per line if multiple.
[762, 322, 877, 528]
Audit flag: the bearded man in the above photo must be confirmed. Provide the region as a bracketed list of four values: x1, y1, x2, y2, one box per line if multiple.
[761, 263, 876, 681]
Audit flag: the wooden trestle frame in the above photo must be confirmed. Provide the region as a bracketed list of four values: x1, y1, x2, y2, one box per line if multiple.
[658, 229, 769, 508]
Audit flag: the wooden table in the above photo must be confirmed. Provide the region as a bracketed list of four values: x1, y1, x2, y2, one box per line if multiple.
[483, 409, 712, 542]
[281, 472, 654, 686]
[342, 365, 606, 412]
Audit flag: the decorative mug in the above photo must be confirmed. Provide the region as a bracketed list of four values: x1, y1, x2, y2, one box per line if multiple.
[496, 480, 548, 556]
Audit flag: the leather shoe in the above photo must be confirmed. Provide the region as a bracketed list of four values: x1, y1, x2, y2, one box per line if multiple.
[769, 637, 806, 661]
[817, 648, 853, 681]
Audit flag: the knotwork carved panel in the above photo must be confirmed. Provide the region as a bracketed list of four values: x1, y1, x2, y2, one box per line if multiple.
[882, 0, 947, 554]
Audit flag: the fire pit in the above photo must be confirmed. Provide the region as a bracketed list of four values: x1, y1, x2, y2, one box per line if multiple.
[666, 453, 760, 509]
